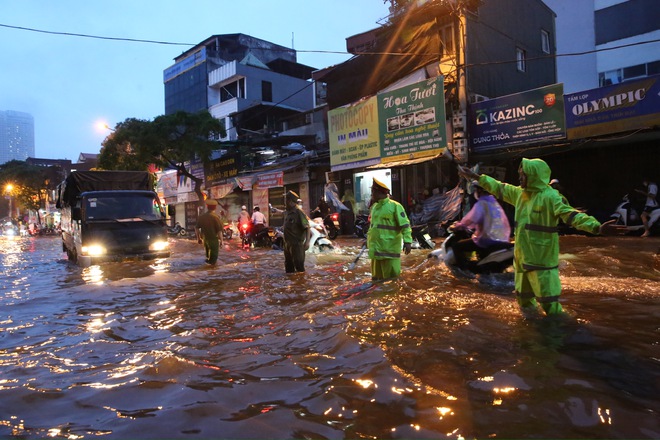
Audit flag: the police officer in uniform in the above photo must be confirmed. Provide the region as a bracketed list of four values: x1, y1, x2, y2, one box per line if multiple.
[195, 199, 224, 265]
[367, 178, 413, 280]
[283, 190, 312, 273]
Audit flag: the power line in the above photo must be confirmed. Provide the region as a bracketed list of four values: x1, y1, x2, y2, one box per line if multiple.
[0, 23, 195, 46]
[2, 21, 659, 62]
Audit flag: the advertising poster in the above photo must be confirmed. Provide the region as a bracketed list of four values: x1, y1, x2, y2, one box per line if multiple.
[470, 84, 566, 152]
[328, 96, 381, 171]
[565, 74, 660, 139]
[378, 76, 447, 162]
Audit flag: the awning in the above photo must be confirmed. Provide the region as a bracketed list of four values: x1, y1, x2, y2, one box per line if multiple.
[367, 154, 441, 169]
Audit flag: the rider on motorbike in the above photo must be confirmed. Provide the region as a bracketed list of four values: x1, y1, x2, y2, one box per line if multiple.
[449, 181, 511, 271]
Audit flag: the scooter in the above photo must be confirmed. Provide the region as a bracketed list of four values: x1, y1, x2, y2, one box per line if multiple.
[167, 222, 187, 236]
[239, 222, 251, 248]
[411, 224, 435, 249]
[222, 223, 235, 240]
[310, 210, 340, 240]
[251, 224, 277, 248]
[429, 228, 513, 274]
[354, 214, 370, 238]
[307, 218, 334, 252]
[610, 194, 660, 236]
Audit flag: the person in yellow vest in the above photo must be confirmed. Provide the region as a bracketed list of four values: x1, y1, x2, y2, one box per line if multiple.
[366, 178, 413, 280]
[458, 158, 626, 316]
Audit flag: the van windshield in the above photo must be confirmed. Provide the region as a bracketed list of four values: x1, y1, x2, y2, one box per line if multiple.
[85, 194, 163, 221]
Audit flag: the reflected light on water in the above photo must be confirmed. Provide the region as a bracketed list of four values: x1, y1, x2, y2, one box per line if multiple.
[81, 265, 104, 284]
[354, 378, 375, 389]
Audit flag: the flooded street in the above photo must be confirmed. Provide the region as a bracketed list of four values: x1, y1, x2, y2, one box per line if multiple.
[1, 234, 659, 439]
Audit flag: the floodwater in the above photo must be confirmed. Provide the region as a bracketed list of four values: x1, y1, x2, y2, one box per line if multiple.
[1, 233, 659, 439]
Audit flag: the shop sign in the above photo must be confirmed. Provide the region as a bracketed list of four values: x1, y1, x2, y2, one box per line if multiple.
[378, 76, 447, 163]
[328, 96, 382, 171]
[257, 171, 283, 189]
[205, 153, 240, 187]
[469, 83, 566, 152]
[565, 74, 660, 139]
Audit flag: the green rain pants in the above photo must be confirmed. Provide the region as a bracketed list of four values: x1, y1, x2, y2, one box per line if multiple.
[371, 258, 401, 281]
[515, 268, 563, 315]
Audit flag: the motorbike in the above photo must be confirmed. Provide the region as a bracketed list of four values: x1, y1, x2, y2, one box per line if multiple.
[307, 218, 334, 252]
[610, 194, 660, 236]
[251, 224, 277, 248]
[167, 222, 187, 236]
[354, 214, 370, 238]
[310, 209, 340, 240]
[411, 224, 435, 249]
[271, 220, 333, 252]
[239, 222, 251, 248]
[429, 228, 514, 274]
[222, 223, 234, 240]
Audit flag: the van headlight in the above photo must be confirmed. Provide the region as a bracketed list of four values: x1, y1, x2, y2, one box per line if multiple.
[81, 244, 106, 256]
[149, 240, 169, 252]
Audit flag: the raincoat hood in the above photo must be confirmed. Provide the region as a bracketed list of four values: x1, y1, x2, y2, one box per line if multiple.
[521, 158, 551, 192]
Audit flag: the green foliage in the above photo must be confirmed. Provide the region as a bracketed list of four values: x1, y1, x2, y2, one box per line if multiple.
[0, 160, 58, 213]
[98, 111, 226, 202]
[98, 111, 226, 172]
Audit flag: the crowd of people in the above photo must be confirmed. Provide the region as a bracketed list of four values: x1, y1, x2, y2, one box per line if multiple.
[194, 157, 655, 317]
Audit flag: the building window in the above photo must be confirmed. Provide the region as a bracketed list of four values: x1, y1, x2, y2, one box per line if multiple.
[440, 24, 455, 58]
[262, 81, 273, 102]
[541, 30, 550, 54]
[516, 48, 526, 72]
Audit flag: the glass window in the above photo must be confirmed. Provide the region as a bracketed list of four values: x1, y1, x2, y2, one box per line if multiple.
[516, 48, 526, 72]
[541, 30, 550, 54]
[623, 64, 646, 80]
[440, 24, 455, 58]
[262, 81, 273, 102]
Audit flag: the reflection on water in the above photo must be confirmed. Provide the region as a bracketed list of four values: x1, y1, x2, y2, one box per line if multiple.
[0, 235, 658, 438]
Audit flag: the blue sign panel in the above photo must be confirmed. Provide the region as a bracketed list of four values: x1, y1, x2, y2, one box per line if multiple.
[469, 84, 566, 152]
[565, 74, 660, 139]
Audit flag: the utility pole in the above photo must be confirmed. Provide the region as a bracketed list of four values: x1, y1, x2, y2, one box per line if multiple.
[451, 0, 469, 164]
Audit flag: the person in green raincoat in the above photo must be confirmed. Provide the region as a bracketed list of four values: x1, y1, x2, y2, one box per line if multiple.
[458, 158, 625, 316]
[367, 178, 413, 280]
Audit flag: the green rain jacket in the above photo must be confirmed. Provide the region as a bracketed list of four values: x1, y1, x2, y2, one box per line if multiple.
[367, 197, 413, 260]
[479, 158, 601, 273]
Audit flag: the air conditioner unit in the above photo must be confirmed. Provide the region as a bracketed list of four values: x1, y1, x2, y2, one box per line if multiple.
[452, 139, 469, 163]
[469, 93, 490, 104]
[452, 112, 466, 130]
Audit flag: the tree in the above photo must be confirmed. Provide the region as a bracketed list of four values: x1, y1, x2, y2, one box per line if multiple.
[0, 160, 60, 222]
[98, 111, 226, 203]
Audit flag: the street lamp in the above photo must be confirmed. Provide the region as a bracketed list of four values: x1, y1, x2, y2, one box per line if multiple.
[5, 183, 14, 219]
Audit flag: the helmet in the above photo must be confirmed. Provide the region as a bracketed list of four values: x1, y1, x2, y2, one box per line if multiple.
[241, 205, 247, 210]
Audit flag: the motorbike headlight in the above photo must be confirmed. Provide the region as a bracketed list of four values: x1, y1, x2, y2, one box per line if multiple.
[149, 240, 169, 252]
[81, 244, 106, 256]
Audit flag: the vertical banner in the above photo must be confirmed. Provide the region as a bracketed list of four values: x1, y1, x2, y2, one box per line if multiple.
[328, 96, 381, 171]
[377, 76, 447, 162]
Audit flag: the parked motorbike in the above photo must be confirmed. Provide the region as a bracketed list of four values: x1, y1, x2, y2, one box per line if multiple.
[354, 214, 370, 238]
[411, 224, 435, 249]
[610, 194, 660, 236]
[429, 228, 514, 274]
[167, 222, 187, 236]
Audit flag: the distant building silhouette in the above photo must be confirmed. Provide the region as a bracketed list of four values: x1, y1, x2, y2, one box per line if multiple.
[0, 110, 35, 164]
